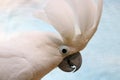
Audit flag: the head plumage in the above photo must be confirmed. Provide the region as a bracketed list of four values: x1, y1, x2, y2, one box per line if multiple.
[35, 0, 103, 50]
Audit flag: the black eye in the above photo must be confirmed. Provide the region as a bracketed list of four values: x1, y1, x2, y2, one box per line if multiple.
[59, 46, 70, 54]
[62, 49, 67, 53]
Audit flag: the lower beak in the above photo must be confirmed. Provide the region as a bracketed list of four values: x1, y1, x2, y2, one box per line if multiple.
[58, 52, 82, 72]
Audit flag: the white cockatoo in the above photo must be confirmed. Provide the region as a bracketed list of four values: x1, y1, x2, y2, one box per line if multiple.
[0, 0, 103, 80]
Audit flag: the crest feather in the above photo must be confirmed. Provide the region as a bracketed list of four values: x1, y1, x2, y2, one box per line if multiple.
[36, 0, 75, 44]
[36, 0, 103, 49]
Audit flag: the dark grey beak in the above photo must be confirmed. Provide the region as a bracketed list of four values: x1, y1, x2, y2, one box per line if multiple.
[58, 52, 82, 72]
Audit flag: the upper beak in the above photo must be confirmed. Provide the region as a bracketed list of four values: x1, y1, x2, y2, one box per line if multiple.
[58, 52, 82, 72]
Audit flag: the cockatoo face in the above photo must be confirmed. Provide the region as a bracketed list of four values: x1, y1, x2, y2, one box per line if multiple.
[58, 51, 82, 72]
[0, 0, 102, 77]
[35, 0, 103, 72]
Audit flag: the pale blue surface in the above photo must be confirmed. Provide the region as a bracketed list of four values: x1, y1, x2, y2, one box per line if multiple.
[43, 0, 120, 80]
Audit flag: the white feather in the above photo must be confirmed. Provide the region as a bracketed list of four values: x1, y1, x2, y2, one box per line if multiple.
[37, 0, 75, 44]
[0, 0, 103, 80]
[36, 0, 103, 48]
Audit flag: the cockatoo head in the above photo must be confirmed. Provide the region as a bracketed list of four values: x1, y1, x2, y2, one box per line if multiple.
[36, 0, 103, 72]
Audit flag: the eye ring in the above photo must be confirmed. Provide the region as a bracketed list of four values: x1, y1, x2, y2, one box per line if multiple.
[59, 46, 70, 55]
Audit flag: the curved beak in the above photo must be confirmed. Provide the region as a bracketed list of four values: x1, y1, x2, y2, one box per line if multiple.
[58, 52, 82, 72]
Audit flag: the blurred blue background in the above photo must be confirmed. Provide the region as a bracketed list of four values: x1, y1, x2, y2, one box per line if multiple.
[42, 0, 120, 80]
